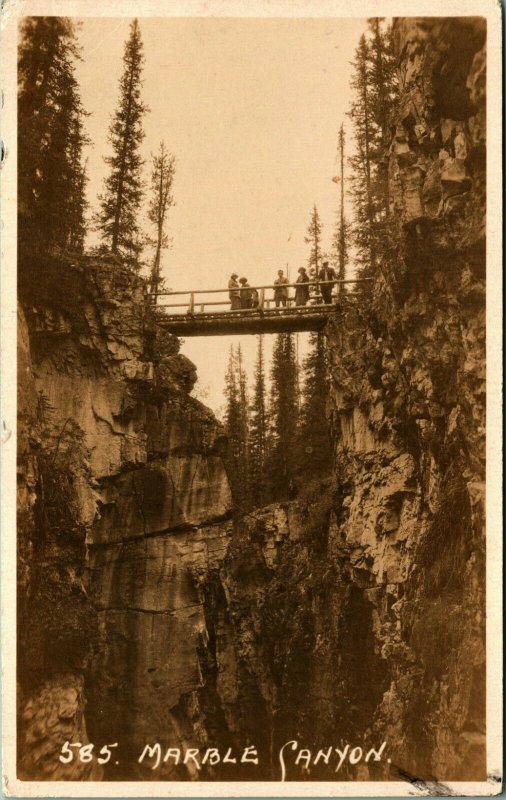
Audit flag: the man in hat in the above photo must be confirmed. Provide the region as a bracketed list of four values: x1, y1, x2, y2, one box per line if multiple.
[318, 261, 337, 304]
[228, 273, 241, 310]
[273, 269, 289, 308]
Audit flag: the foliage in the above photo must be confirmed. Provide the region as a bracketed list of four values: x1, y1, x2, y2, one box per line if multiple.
[297, 331, 332, 478]
[266, 333, 300, 500]
[147, 141, 176, 296]
[330, 125, 352, 284]
[347, 19, 397, 274]
[304, 204, 323, 278]
[224, 345, 251, 511]
[18, 17, 89, 262]
[249, 336, 269, 508]
[95, 19, 149, 266]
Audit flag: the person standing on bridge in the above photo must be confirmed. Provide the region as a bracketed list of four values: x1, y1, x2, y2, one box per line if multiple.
[274, 269, 289, 308]
[318, 261, 337, 304]
[239, 277, 253, 309]
[295, 267, 310, 306]
[229, 273, 241, 310]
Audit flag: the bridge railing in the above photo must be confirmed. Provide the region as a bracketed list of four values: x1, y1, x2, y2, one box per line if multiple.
[153, 278, 372, 315]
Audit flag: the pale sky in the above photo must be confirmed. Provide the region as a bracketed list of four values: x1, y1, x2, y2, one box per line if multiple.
[75, 16, 366, 414]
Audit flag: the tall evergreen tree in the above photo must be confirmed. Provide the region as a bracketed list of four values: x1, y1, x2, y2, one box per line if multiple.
[348, 33, 375, 271]
[249, 335, 268, 508]
[18, 17, 89, 258]
[267, 333, 299, 500]
[304, 205, 323, 302]
[224, 347, 241, 500]
[223, 346, 250, 511]
[148, 141, 176, 297]
[66, 119, 89, 252]
[305, 204, 323, 275]
[367, 18, 397, 223]
[347, 20, 397, 272]
[298, 332, 332, 477]
[96, 19, 148, 264]
[331, 124, 351, 287]
[236, 345, 251, 508]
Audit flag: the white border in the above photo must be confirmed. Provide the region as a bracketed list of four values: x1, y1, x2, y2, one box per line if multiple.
[1, 0, 502, 796]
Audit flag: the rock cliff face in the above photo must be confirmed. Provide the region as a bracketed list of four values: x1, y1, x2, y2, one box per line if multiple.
[17, 257, 232, 779]
[17, 15, 486, 786]
[329, 17, 487, 780]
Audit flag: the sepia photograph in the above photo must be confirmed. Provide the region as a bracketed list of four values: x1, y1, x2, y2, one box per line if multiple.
[1, 0, 502, 795]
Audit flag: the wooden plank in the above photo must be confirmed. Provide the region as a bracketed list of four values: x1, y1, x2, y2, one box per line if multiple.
[156, 278, 373, 297]
[155, 307, 342, 336]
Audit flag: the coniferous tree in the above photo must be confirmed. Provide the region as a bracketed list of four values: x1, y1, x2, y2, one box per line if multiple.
[223, 346, 250, 511]
[236, 345, 251, 508]
[148, 141, 176, 297]
[224, 347, 242, 501]
[67, 121, 89, 252]
[18, 17, 89, 258]
[96, 19, 148, 265]
[367, 18, 397, 224]
[348, 33, 375, 271]
[347, 20, 397, 273]
[249, 335, 268, 508]
[267, 333, 299, 500]
[305, 205, 323, 274]
[331, 124, 351, 288]
[298, 332, 332, 477]
[304, 205, 323, 301]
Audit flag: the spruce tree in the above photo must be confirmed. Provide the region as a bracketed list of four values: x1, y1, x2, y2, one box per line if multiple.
[148, 141, 176, 297]
[249, 335, 268, 508]
[18, 17, 89, 258]
[331, 124, 351, 287]
[347, 21, 398, 273]
[348, 33, 375, 271]
[66, 118, 89, 252]
[305, 205, 323, 275]
[267, 333, 299, 500]
[304, 205, 323, 301]
[224, 347, 241, 499]
[298, 332, 332, 477]
[367, 18, 397, 224]
[223, 346, 250, 512]
[96, 19, 148, 264]
[236, 345, 251, 508]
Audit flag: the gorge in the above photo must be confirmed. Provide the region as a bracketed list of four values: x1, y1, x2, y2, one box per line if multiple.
[16, 16, 487, 785]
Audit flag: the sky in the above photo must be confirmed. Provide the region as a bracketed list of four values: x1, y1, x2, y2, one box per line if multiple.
[74, 16, 367, 415]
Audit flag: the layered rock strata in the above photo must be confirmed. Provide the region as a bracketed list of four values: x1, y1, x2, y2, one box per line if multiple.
[17, 257, 232, 779]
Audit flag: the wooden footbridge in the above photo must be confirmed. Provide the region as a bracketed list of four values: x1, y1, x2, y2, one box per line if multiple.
[153, 278, 371, 336]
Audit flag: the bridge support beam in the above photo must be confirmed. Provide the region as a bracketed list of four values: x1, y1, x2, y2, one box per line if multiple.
[155, 306, 343, 336]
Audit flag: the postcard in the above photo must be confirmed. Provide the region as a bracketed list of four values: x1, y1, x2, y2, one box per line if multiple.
[1, 0, 502, 796]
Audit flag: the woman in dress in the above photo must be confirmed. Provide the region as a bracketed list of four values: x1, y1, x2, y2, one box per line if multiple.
[295, 267, 310, 306]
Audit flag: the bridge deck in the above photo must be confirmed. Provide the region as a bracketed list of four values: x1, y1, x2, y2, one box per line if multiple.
[152, 277, 369, 336]
[155, 304, 342, 336]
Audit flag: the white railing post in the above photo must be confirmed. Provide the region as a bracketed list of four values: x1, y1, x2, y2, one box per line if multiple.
[259, 288, 265, 311]
[189, 292, 194, 314]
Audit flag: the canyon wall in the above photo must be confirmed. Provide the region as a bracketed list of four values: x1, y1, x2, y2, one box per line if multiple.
[17, 257, 233, 780]
[17, 15, 487, 786]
